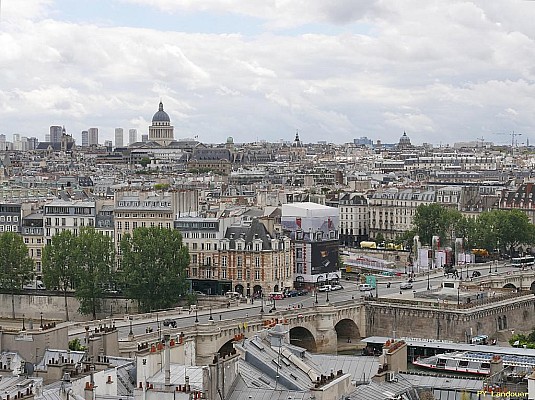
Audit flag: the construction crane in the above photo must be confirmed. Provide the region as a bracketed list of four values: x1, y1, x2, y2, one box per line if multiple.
[476, 137, 485, 147]
[493, 131, 523, 155]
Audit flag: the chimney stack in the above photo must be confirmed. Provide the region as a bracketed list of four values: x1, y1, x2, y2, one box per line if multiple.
[164, 334, 171, 387]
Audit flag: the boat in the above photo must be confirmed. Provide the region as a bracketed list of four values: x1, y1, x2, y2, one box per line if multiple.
[413, 351, 535, 376]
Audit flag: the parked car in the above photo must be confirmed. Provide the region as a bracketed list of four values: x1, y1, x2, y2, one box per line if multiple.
[297, 289, 309, 296]
[400, 282, 413, 290]
[472, 271, 481, 278]
[318, 285, 332, 292]
[331, 284, 343, 291]
[287, 290, 299, 297]
[358, 284, 374, 292]
[163, 319, 177, 328]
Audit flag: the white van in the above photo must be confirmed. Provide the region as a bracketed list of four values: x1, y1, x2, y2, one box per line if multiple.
[23, 280, 46, 290]
[358, 284, 374, 292]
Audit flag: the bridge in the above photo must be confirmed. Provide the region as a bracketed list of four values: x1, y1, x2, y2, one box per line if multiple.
[119, 288, 535, 365]
[473, 268, 535, 292]
[120, 301, 367, 365]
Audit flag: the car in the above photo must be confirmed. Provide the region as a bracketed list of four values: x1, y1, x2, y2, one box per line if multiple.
[472, 271, 481, 278]
[287, 290, 299, 297]
[331, 284, 343, 291]
[400, 282, 413, 290]
[318, 285, 332, 292]
[297, 289, 309, 296]
[163, 319, 177, 328]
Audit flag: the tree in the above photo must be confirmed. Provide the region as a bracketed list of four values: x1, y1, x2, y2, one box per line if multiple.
[0, 232, 34, 318]
[76, 227, 114, 319]
[120, 227, 189, 312]
[139, 157, 151, 168]
[42, 230, 79, 321]
[412, 204, 465, 246]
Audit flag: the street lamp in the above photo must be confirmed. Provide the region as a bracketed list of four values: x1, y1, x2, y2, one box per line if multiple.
[40, 312, 43, 329]
[466, 263, 469, 279]
[22, 314, 26, 331]
[129, 316, 133, 337]
[315, 290, 318, 304]
[271, 296, 277, 312]
[260, 295, 265, 314]
[495, 260, 498, 273]
[489, 262, 492, 274]
[427, 268, 430, 291]
[457, 287, 460, 306]
[209, 305, 213, 321]
[326, 289, 330, 303]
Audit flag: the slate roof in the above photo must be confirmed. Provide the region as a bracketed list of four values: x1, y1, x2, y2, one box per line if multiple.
[224, 219, 275, 250]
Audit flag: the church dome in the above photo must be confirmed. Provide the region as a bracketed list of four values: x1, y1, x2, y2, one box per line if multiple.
[152, 101, 170, 123]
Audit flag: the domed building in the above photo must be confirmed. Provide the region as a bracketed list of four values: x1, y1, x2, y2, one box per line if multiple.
[148, 101, 174, 146]
[397, 131, 413, 150]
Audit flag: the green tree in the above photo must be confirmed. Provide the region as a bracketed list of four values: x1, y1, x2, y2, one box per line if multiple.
[68, 338, 86, 351]
[472, 210, 535, 255]
[0, 232, 34, 318]
[412, 204, 465, 246]
[139, 157, 151, 168]
[42, 230, 79, 321]
[120, 227, 189, 312]
[76, 227, 114, 319]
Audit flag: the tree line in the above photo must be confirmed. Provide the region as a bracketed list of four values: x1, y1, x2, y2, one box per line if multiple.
[398, 203, 535, 255]
[0, 227, 190, 321]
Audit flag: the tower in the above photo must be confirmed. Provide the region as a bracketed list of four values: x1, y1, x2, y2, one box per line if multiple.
[148, 101, 174, 146]
[114, 128, 124, 148]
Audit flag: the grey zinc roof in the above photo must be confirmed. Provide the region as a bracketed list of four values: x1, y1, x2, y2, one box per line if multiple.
[310, 354, 379, 384]
[227, 376, 312, 400]
[346, 378, 420, 400]
[399, 372, 484, 392]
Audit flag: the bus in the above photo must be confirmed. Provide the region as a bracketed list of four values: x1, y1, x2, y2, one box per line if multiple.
[268, 292, 284, 300]
[511, 256, 535, 268]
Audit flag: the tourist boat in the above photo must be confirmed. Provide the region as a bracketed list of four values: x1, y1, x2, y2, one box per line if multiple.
[413, 351, 535, 376]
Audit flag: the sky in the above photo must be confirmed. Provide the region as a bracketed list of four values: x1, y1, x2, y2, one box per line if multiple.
[1, 0, 535, 146]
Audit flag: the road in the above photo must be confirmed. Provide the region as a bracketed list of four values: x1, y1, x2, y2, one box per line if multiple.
[69, 261, 518, 340]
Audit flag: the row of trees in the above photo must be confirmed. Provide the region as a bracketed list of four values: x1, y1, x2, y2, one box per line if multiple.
[0, 227, 190, 321]
[401, 203, 535, 254]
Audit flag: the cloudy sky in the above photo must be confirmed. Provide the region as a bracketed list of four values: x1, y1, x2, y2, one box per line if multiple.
[1, 0, 535, 146]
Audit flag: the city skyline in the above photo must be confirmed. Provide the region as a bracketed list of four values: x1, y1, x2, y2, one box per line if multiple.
[1, 1, 535, 145]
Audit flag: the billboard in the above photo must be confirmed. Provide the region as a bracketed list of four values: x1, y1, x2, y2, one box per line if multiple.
[310, 240, 339, 275]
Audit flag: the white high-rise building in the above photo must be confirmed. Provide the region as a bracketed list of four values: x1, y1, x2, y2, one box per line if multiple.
[114, 128, 124, 148]
[129, 129, 137, 145]
[88, 128, 98, 146]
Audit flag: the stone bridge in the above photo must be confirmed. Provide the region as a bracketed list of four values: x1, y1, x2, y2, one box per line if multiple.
[120, 288, 535, 365]
[474, 269, 535, 292]
[121, 301, 367, 365]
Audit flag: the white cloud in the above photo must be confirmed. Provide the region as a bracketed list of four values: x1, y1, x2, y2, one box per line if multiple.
[1, 0, 535, 145]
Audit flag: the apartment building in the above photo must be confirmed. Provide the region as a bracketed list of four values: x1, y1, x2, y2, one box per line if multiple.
[0, 203, 22, 233]
[338, 193, 369, 247]
[21, 212, 44, 280]
[114, 189, 199, 262]
[43, 199, 97, 245]
[219, 219, 293, 297]
[368, 188, 435, 241]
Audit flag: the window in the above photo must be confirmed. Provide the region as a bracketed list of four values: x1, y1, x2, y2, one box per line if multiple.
[237, 256, 242, 267]
[221, 256, 227, 267]
[255, 257, 260, 268]
[222, 269, 227, 279]
[237, 270, 242, 280]
[255, 270, 260, 280]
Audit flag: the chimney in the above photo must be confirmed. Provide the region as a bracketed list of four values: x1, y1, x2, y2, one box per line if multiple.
[164, 334, 171, 387]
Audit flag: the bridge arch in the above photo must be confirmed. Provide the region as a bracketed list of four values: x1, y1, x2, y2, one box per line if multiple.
[218, 338, 238, 358]
[503, 283, 517, 290]
[289, 326, 317, 352]
[334, 318, 361, 343]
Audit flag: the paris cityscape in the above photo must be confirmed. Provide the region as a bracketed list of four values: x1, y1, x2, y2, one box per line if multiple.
[2, 1, 535, 400]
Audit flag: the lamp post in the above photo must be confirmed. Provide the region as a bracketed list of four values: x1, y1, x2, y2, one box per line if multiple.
[427, 268, 430, 291]
[129, 316, 133, 336]
[40, 312, 43, 329]
[194, 301, 199, 323]
[315, 290, 318, 304]
[260, 295, 264, 314]
[457, 287, 460, 306]
[22, 314, 26, 331]
[209, 305, 213, 321]
[271, 296, 277, 312]
[326, 289, 330, 303]
[466, 263, 469, 279]
[495, 260, 498, 273]
[489, 262, 492, 274]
